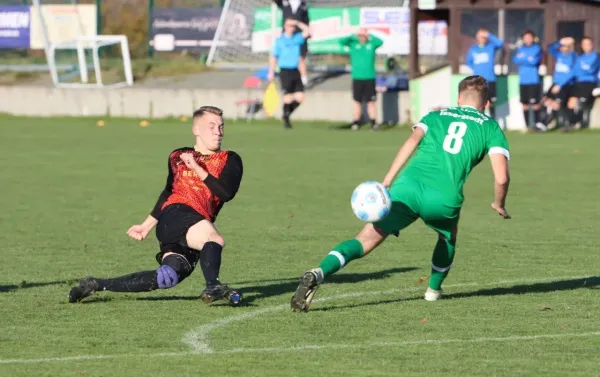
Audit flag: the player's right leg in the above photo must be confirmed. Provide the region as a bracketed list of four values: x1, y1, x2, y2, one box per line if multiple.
[185, 219, 241, 305]
[68, 245, 195, 303]
[291, 184, 420, 312]
[350, 80, 363, 130]
[290, 223, 388, 313]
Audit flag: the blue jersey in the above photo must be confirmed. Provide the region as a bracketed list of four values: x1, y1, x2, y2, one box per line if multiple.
[548, 41, 577, 86]
[272, 32, 305, 69]
[574, 51, 600, 83]
[466, 33, 504, 83]
[512, 43, 542, 85]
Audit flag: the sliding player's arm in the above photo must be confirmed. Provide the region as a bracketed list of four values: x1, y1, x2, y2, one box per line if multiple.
[381, 125, 426, 187]
[294, 20, 310, 39]
[127, 156, 174, 241]
[487, 124, 511, 219]
[181, 152, 243, 202]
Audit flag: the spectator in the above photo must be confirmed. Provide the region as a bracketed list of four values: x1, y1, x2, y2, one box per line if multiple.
[268, 18, 310, 129]
[339, 28, 384, 131]
[512, 30, 543, 131]
[536, 37, 577, 131]
[466, 28, 504, 119]
[273, 0, 310, 86]
[568, 37, 599, 130]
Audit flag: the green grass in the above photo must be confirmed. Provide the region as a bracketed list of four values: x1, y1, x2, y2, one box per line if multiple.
[1, 115, 600, 376]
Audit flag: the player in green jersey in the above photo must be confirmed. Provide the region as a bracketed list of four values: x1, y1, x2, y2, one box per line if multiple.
[339, 28, 384, 131]
[291, 75, 511, 312]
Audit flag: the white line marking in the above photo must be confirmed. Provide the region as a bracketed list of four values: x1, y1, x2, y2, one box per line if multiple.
[3, 331, 600, 365]
[182, 274, 599, 354]
[0, 274, 597, 365]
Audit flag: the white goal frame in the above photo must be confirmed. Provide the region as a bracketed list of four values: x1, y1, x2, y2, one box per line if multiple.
[32, 0, 134, 89]
[48, 35, 134, 89]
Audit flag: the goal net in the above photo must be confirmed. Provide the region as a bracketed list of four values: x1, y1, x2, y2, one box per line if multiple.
[207, 0, 447, 73]
[31, 0, 133, 89]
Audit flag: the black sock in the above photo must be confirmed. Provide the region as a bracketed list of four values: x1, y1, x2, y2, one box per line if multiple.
[370, 119, 377, 127]
[97, 270, 157, 292]
[534, 108, 541, 124]
[199, 242, 222, 286]
[569, 109, 578, 127]
[289, 101, 300, 114]
[523, 109, 531, 127]
[283, 103, 291, 117]
[581, 105, 592, 128]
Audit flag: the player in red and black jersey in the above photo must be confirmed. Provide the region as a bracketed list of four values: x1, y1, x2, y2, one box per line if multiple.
[68, 106, 244, 305]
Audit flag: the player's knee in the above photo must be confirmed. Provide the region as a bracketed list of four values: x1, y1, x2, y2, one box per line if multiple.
[294, 93, 304, 103]
[356, 224, 386, 253]
[208, 233, 225, 248]
[156, 254, 193, 289]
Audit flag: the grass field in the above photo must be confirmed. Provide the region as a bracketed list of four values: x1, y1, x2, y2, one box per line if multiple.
[1, 115, 600, 377]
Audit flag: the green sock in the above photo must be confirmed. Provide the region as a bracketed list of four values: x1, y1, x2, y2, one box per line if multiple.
[429, 237, 456, 290]
[318, 239, 365, 278]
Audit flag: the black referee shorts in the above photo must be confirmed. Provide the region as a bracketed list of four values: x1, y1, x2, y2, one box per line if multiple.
[279, 68, 304, 94]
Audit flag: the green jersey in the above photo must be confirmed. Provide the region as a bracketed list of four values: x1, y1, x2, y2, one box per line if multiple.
[399, 106, 510, 205]
[339, 35, 383, 80]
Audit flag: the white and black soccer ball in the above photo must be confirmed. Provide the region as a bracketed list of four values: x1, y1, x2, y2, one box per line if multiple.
[350, 181, 392, 223]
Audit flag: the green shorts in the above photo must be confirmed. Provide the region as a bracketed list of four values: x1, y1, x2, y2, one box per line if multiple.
[374, 176, 461, 241]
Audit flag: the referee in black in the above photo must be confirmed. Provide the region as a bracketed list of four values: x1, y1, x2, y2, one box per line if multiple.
[273, 0, 310, 86]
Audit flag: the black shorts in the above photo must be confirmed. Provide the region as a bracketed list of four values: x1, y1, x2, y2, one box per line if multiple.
[487, 81, 497, 103]
[352, 79, 377, 102]
[520, 84, 541, 105]
[573, 82, 597, 105]
[154, 203, 205, 266]
[545, 84, 574, 105]
[279, 68, 304, 94]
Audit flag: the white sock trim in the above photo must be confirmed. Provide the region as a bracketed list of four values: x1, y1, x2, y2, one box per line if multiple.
[432, 263, 451, 272]
[329, 251, 346, 268]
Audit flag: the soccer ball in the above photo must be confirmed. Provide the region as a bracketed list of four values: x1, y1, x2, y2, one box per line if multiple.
[350, 181, 392, 223]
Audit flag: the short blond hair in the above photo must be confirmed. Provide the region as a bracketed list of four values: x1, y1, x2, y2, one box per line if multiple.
[193, 106, 223, 119]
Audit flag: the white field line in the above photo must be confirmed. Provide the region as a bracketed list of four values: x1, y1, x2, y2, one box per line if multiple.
[182, 274, 600, 353]
[0, 274, 597, 365]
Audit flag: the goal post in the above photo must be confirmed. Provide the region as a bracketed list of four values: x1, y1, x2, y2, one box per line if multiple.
[207, 0, 418, 73]
[31, 0, 134, 89]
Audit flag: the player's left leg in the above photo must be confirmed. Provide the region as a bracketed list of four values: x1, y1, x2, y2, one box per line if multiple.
[422, 219, 459, 301]
[580, 96, 595, 129]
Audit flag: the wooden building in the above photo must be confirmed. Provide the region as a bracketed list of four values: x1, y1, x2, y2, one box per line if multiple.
[409, 0, 600, 78]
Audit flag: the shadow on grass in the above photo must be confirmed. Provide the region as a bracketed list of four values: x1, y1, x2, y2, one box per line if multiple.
[135, 267, 420, 304]
[311, 276, 600, 312]
[0, 280, 73, 293]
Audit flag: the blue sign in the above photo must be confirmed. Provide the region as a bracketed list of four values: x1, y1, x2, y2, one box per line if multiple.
[0, 6, 30, 49]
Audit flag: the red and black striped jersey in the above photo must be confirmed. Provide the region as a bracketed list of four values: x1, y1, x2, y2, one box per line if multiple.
[151, 147, 243, 222]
